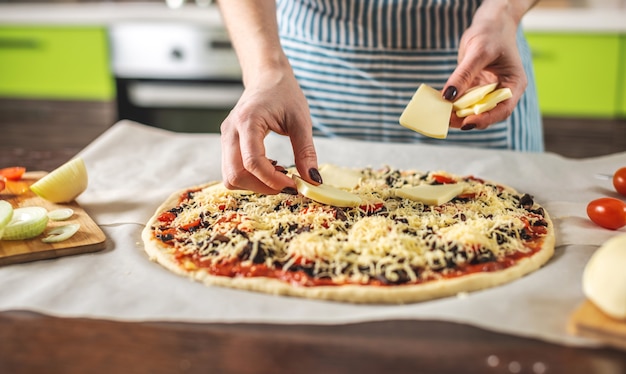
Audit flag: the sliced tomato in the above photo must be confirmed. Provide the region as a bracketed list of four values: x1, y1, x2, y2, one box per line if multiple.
[586, 197, 626, 230]
[359, 202, 384, 214]
[613, 167, 626, 196]
[432, 174, 456, 184]
[0, 166, 26, 181]
[157, 211, 177, 223]
[181, 218, 202, 231]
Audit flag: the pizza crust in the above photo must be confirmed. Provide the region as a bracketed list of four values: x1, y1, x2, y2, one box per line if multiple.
[142, 180, 555, 305]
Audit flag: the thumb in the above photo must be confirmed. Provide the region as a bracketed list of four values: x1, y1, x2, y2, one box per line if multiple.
[442, 48, 489, 102]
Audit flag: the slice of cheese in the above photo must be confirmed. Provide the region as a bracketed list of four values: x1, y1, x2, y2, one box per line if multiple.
[472, 88, 512, 114]
[455, 107, 475, 118]
[293, 175, 362, 208]
[455, 88, 513, 118]
[318, 164, 362, 190]
[583, 233, 626, 319]
[395, 183, 466, 206]
[452, 82, 498, 110]
[399, 84, 453, 139]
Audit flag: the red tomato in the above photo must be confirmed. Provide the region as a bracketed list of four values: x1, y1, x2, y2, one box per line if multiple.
[586, 197, 626, 230]
[0, 176, 5, 192]
[613, 167, 626, 196]
[0, 166, 26, 181]
[432, 174, 456, 184]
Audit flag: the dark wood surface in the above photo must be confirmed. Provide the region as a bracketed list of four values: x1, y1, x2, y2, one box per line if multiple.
[2, 99, 626, 374]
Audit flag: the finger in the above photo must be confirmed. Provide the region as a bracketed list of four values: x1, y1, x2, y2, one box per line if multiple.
[238, 124, 295, 191]
[288, 119, 320, 185]
[220, 123, 277, 194]
[449, 112, 464, 129]
[442, 47, 491, 102]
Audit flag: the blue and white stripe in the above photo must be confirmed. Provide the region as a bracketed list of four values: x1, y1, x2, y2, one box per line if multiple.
[276, 0, 543, 151]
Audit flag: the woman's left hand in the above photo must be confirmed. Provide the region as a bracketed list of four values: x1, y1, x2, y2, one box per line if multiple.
[443, 0, 534, 131]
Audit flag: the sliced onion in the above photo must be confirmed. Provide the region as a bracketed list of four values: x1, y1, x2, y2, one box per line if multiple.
[48, 208, 74, 221]
[2, 206, 49, 241]
[42, 223, 80, 243]
[0, 200, 14, 240]
[30, 157, 88, 203]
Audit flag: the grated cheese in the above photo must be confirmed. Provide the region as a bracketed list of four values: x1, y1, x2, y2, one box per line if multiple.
[151, 167, 550, 286]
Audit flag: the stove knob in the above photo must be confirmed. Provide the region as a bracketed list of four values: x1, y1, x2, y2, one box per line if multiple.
[171, 48, 184, 60]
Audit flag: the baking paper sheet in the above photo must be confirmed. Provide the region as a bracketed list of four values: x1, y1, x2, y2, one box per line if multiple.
[2, 120, 625, 347]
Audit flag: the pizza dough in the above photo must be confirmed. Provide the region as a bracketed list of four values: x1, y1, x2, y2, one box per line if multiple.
[142, 166, 555, 304]
[583, 233, 626, 319]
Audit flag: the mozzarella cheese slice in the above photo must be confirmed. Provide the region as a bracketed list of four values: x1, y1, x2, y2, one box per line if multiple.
[395, 183, 467, 206]
[399, 84, 453, 139]
[452, 82, 498, 110]
[318, 164, 362, 190]
[472, 88, 513, 114]
[456, 88, 513, 118]
[292, 175, 362, 208]
[583, 233, 626, 319]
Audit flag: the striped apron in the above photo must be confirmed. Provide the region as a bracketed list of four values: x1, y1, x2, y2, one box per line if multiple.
[276, 0, 543, 151]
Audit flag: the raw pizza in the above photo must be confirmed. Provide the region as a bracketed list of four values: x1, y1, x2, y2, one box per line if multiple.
[142, 165, 555, 304]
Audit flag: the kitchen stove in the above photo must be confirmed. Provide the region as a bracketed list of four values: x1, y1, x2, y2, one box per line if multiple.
[109, 19, 242, 133]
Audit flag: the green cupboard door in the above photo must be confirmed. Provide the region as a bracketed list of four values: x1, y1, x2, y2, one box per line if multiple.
[0, 26, 114, 100]
[525, 33, 620, 118]
[619, 35, 626, 118]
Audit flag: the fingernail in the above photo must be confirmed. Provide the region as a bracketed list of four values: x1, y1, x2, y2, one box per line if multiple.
[281, 187, 298, 195]
[268, 159, 278, 166]
[309, 168, 323, 184]
[443, 86, 458, 101]
[461, 124, 476, 131]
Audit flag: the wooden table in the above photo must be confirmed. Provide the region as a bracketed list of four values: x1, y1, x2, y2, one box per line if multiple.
[2, 102, 626, 374]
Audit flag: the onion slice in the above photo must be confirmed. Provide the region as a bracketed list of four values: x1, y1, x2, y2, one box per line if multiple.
[42, 224, 80, 243]
[2, 206, 49, 240]
[30, 157, 88, 203]
[48, 208, 74, 221]
[0, 200, 14, 240]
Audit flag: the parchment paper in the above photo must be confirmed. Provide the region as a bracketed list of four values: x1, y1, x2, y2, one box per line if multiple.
[2, 120, 625, 347]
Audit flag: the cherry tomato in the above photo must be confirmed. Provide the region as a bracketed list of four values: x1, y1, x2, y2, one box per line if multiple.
[0, 166, 26, 181]
[613, 167, 626, 196]
[586, 197, 626, 230]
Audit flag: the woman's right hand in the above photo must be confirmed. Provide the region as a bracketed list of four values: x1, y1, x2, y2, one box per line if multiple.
[220, 66, 320, 194]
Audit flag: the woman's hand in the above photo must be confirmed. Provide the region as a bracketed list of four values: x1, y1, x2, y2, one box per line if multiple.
[220, 66, 319, 194]
[443, 0, 537, 131]
[217, 0, 319, 194]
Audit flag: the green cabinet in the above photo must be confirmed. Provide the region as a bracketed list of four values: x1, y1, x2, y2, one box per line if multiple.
[0, 26, 114, 101]
[617, 35, 626, 118]
[525, 33, 621, 118]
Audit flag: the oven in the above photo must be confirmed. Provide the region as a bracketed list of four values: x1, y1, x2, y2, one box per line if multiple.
[109, 21, 242, 133]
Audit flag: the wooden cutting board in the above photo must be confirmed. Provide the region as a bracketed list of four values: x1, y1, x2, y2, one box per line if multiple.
[568, 300, 626, 351]
[0, 171, 106, 266]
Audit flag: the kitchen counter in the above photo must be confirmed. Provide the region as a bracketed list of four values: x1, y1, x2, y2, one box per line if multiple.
[0, 2, 223, 26]
[0, 2, 625, 32]
[522, 7, 626, 33]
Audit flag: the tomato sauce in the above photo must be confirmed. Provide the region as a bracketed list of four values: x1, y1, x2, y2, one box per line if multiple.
[169, 237, 546, 288]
